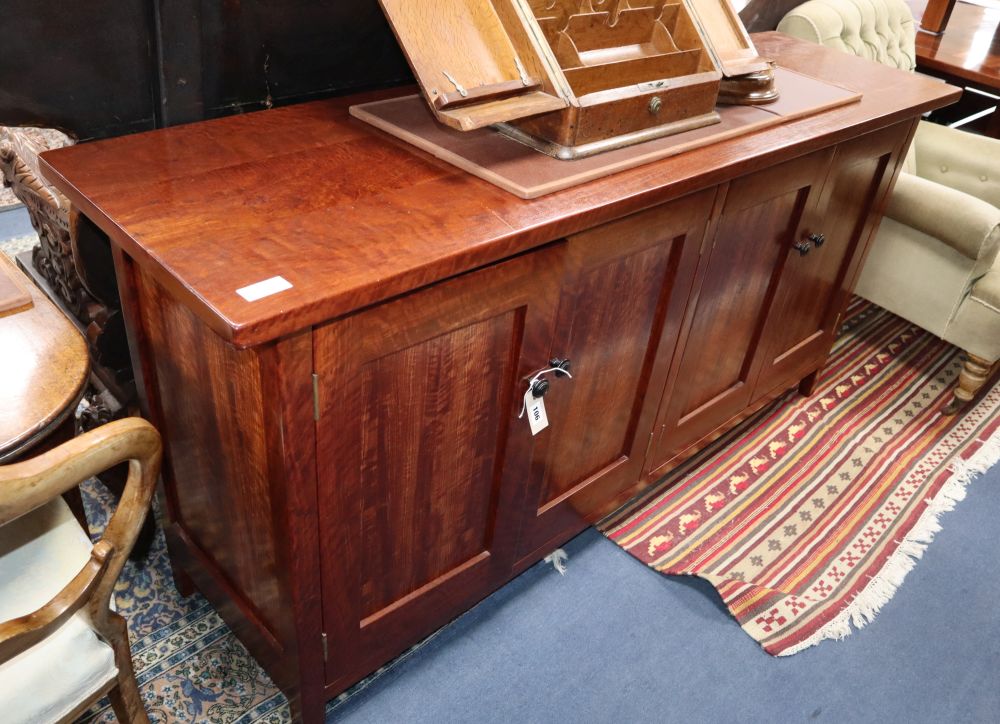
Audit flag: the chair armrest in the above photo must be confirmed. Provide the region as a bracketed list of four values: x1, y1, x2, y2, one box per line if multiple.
[886, 172, 1000, 262]
[913, 121, 1000, 208]
[0, 418, 160, 526]
[0, 418, 161, 636]
[0, 541, 112, 665]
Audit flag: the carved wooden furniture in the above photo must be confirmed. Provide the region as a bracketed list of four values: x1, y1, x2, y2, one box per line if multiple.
[0, 127, 135, 405]
[378, 0, 777, 157]
[38, 34, 957, 724]
[0, 417, 161, 723]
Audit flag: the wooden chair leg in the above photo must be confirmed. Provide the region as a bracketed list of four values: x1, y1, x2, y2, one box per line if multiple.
[105, 614, 149, 724]
[943, 353, 997, 415]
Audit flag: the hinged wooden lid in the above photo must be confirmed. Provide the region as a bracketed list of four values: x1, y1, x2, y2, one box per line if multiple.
[682, 0, 771, 76]
[378, 0, 568, 130]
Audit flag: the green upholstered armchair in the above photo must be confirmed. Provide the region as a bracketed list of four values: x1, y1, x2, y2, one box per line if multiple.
[778, 0, 1000, 413]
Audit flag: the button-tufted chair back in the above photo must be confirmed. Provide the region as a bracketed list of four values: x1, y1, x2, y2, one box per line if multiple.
[777, 0, 917, 71]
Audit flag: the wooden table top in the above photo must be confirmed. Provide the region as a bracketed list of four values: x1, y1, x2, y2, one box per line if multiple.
[0, 254, 89, 461]
[909, 0, 1000, 89]
[38, 33, 959, 349]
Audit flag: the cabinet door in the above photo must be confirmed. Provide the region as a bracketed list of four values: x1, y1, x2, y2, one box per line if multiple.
[314, 247, 561, 688]
[646, 149, 833, 475]
[753, 123, 910, 396]
[516, 189, 714, 560]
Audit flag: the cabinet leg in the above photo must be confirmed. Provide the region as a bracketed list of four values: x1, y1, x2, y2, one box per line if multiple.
[288, 687, 326, 724]
[169, 560, 196, 598]
[799, 370, 820, 397]
[943, 353, 996, 415]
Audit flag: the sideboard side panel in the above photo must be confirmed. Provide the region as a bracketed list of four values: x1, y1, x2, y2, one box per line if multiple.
[133, 269, 288, 654]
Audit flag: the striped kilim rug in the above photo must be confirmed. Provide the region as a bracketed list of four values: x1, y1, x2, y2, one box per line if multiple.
[602, 298, 1000, 656]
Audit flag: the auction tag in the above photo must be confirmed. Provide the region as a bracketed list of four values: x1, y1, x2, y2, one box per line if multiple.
[523, 388, 548, 436]
[236, 276, 293, 302]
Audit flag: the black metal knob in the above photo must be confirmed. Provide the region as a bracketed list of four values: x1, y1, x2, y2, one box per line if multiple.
[794, 241, 812, 256]
[808, 233, 826, 247]
[531, 378, 550, 398]
[549, 358, 572, 378]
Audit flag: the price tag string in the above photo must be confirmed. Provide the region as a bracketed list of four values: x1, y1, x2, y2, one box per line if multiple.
[518, 366, 573, 418]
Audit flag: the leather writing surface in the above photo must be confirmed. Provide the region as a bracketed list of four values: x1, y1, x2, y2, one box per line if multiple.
[351, 66, 861, 198]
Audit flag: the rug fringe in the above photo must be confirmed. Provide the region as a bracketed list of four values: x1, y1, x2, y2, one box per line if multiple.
[776, 420, 1000, 656]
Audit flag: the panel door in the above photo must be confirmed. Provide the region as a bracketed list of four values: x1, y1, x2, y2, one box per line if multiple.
[753, 123, 911, 396]
[516, 189, 715, 560]
[646, 149, 834, 475]
[314, 246, 562, 687]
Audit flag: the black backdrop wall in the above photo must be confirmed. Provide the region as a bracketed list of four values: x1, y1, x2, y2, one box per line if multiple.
[0, 1, 780, 142]
[0, 0, 411, 140]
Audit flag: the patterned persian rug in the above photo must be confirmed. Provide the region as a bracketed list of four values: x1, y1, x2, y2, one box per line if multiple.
[603, 298, 1000, 656]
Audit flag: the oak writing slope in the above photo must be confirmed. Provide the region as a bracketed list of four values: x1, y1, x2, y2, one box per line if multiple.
[377, 0, 778, 157]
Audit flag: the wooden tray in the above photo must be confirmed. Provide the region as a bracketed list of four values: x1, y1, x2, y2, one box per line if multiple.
[0, 253, 33, 318]
[350, 66, 861, 199]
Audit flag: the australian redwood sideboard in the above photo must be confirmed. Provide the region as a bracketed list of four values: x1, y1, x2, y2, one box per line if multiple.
[40, 34, 957, 723]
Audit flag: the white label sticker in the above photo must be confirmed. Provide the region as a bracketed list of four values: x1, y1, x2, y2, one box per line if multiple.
[236, 276, 293, 302]
[523, 388, 548, 436]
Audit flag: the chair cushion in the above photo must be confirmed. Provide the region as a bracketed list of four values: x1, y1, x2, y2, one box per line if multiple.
[0, 498, 94, 619]
[777, 0, 916, 71]
[0, 499, 118, 723]
[0, 613, 118, 724]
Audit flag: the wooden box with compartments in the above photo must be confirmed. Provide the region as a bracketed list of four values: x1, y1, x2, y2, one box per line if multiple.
[378, 0, 778, 157]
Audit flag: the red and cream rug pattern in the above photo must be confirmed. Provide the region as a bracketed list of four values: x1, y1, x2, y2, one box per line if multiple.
[603, 299, 1000, 656]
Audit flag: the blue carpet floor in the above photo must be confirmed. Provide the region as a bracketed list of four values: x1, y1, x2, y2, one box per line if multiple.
[330, 461, 1000, 724]
[0, 207, 32, 240]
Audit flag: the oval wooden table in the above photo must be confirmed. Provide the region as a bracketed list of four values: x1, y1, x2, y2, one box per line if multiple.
[0, 251, 89, 521]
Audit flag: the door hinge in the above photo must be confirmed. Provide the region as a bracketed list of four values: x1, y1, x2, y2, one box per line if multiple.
[312, 373, 320, 421]
[321, 632, 328, 662]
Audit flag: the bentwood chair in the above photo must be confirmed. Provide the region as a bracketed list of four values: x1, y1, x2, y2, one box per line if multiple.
[0, 418, 161, 723]
[777, 0, 1000, 413]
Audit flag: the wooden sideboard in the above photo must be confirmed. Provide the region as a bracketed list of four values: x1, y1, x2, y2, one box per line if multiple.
[39, 34, 957, 723]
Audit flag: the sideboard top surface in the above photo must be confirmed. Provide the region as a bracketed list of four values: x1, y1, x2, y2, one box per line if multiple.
[39, 33, 957, 348]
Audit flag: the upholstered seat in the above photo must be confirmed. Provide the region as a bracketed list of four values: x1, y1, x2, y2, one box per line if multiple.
[0, 500, 118, 723]
[779, 0, 1000, 412]
[777, 0, 916, 70]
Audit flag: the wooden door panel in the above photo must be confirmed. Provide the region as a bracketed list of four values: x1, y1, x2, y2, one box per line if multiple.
[646, 150, 833, 475]
[679, 187, 804, 414]
[357, 311, 517, 617]
[517, 190, 714, 558]
[754, 124, 907, 395]
[315, 246, 561, 684]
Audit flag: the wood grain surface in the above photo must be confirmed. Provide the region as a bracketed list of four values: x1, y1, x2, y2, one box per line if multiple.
[38, 34, 958, 350]
[909, 0, 1000, 90]
[0, 253, 89, 460]
[0, 258, 32, 318]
